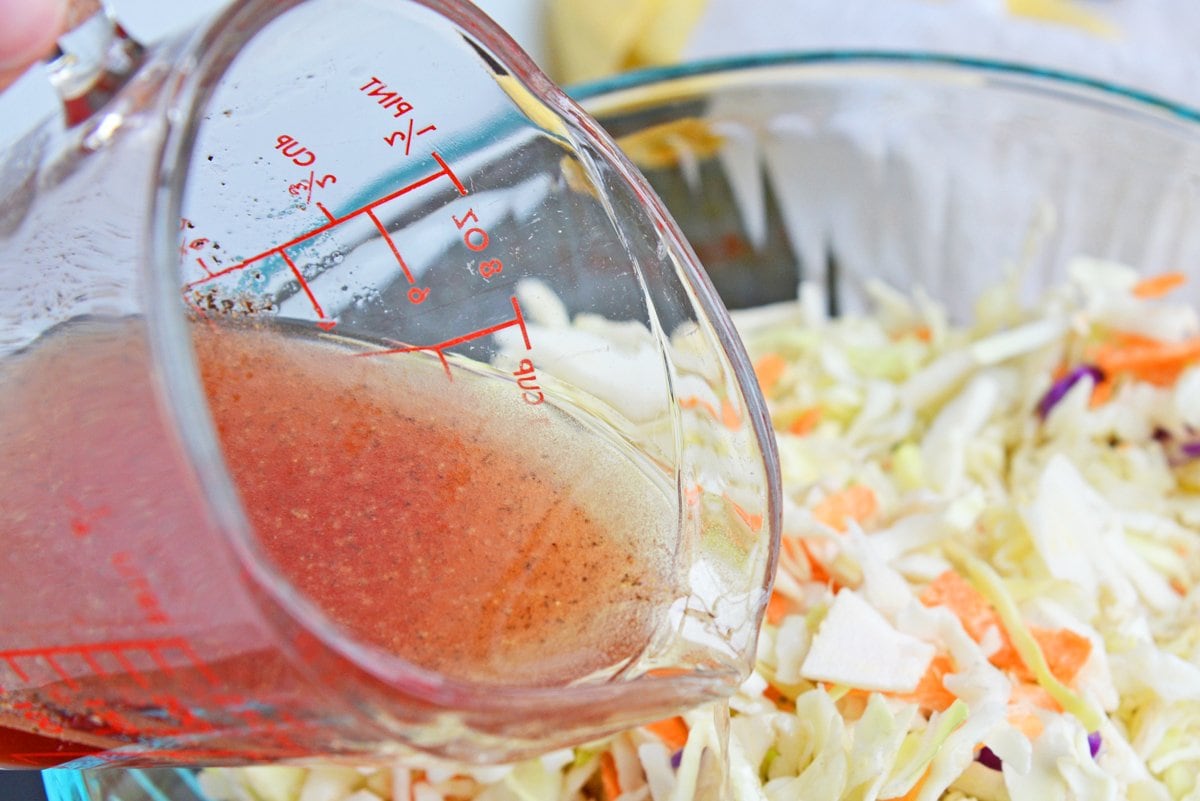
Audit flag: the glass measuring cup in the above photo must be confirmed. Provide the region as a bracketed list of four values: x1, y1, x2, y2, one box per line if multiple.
[0, 0, 780, 769]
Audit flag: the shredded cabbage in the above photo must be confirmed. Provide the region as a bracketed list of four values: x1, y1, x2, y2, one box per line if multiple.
[200, 257, 1200, 800]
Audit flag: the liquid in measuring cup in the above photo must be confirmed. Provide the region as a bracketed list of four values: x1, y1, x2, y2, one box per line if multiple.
[0, 317, 681, 763]
[195, 323, 680, 684]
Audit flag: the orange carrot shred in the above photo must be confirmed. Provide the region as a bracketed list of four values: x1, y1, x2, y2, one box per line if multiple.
[921, 573, 1092, 684]
[812, 484, 878, 532]
[765, 591, 791, 625]
[920, 571, 1002, 642]
[763, 683, 797, 712]
[1132, 271, 1187, 299]
[894, 653, 958, 713]
[600, 752, 621, 800]
[1029, 625, 1092, 685]
[787, 406, 822, 436]
[753, 353, 787, 394]
[720, 398, 742, 430]
[1090, 378, 1115, 407]
[1089, 334, 1200, 387]
[679, 395, 719, 419]
[728, 497, 764, 532]
[883, 765, 932, 801]
[644, 716, 689, 751]
[679, 394, 742, 430]
[1010, 679, 1061, 713]
[920, 571, 1021, 667]
[792, 541, 830, 585]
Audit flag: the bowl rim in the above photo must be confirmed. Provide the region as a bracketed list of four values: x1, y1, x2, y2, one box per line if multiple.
[568, 49, 1200, 125]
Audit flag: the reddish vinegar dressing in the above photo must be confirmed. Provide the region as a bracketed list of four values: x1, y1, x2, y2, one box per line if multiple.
[1, 317, 679, 743]
[194, 323, 680, 685]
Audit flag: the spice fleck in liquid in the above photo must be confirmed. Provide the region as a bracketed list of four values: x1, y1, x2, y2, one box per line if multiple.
[195, 324, 679, 685]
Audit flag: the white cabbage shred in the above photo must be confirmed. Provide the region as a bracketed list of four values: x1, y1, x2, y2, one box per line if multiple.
[200, 257, 1200, 800]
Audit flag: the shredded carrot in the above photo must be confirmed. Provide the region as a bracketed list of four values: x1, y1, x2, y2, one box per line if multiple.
[762, 683, 795, 712]
[643, 716, 689, 751]
[1089, 378, 1115, 407]
[1172, 577, 1188, 596]
[787, 405, 823, 436]
[1028, 626, 1092, 685]
[599, 752, 621, 800]
[812, 484, 878, 532]
[1008, 680, 1058, 739]
[1089, 334, 1200, 387]
[919, 571, 1020, 668]
[720, 398, 742, 430]
[1132, 271, 1187, 299]
[680, 396, 711, 415]
[644, 667, 693, 680]
[781, 537, 835, 586]
[765, 590, 792, 625]
[892, 324, 932, 343]
[920, 571, 1004, 642]
[679, 394, 720, 419]
[753, 353, 787, 394]
[921, 572, 1092, 684]
[729, 498, 764, 532]
[678, 394, 742, 430]
[883, 765, 932, 801]
[894, 653, 958, 713]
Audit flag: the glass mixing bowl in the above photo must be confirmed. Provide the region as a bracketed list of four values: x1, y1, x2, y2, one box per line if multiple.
[576, 51, 1200, 316]
[42, 50, 1200, 801]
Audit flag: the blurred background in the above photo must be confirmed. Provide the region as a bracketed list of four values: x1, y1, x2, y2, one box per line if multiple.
[515, 0, 1200, 107]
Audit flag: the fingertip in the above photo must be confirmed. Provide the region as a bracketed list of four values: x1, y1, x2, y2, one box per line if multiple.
[0, 0, 67, 72]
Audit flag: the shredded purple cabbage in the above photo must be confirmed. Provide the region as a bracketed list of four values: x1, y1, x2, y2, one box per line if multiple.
[670, 749, 683, 769]
[1037, 364, 1105, 419]
[977, 745, 1003, 771]
[1181, 441, 1200, 459]
[979, 732, 1099, 772]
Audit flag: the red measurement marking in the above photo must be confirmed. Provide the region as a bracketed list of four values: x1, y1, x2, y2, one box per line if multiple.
[184, 151, 466, 289]
[403, 119, 414, 156]
[146, 648, 175, 675]
[432, 151, 468, 196]
[386, 122, 439, 153]
[316, 201, 334, 222]
[182, 153, 466, 329]
[110, 651, 149, 689]
[79, 651, 107, 677]
[358, 296, 532, 376]
[64, 497, 111, 538]
[196, 256, 215, 277]
[0, 638, 214, 687]
[175, 641, 221, 687]
[1, 639, 188, 660]
[278, 250, 336, 331]
[3, 657, 28, 682]
[302, 170, 314, 204]
[365, 208, 417, 285]
[41, 656, 79, 690]
[110, 551, 171, 625]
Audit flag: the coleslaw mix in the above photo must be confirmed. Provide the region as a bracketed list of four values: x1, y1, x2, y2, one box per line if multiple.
[200, 258, 1200, 801]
